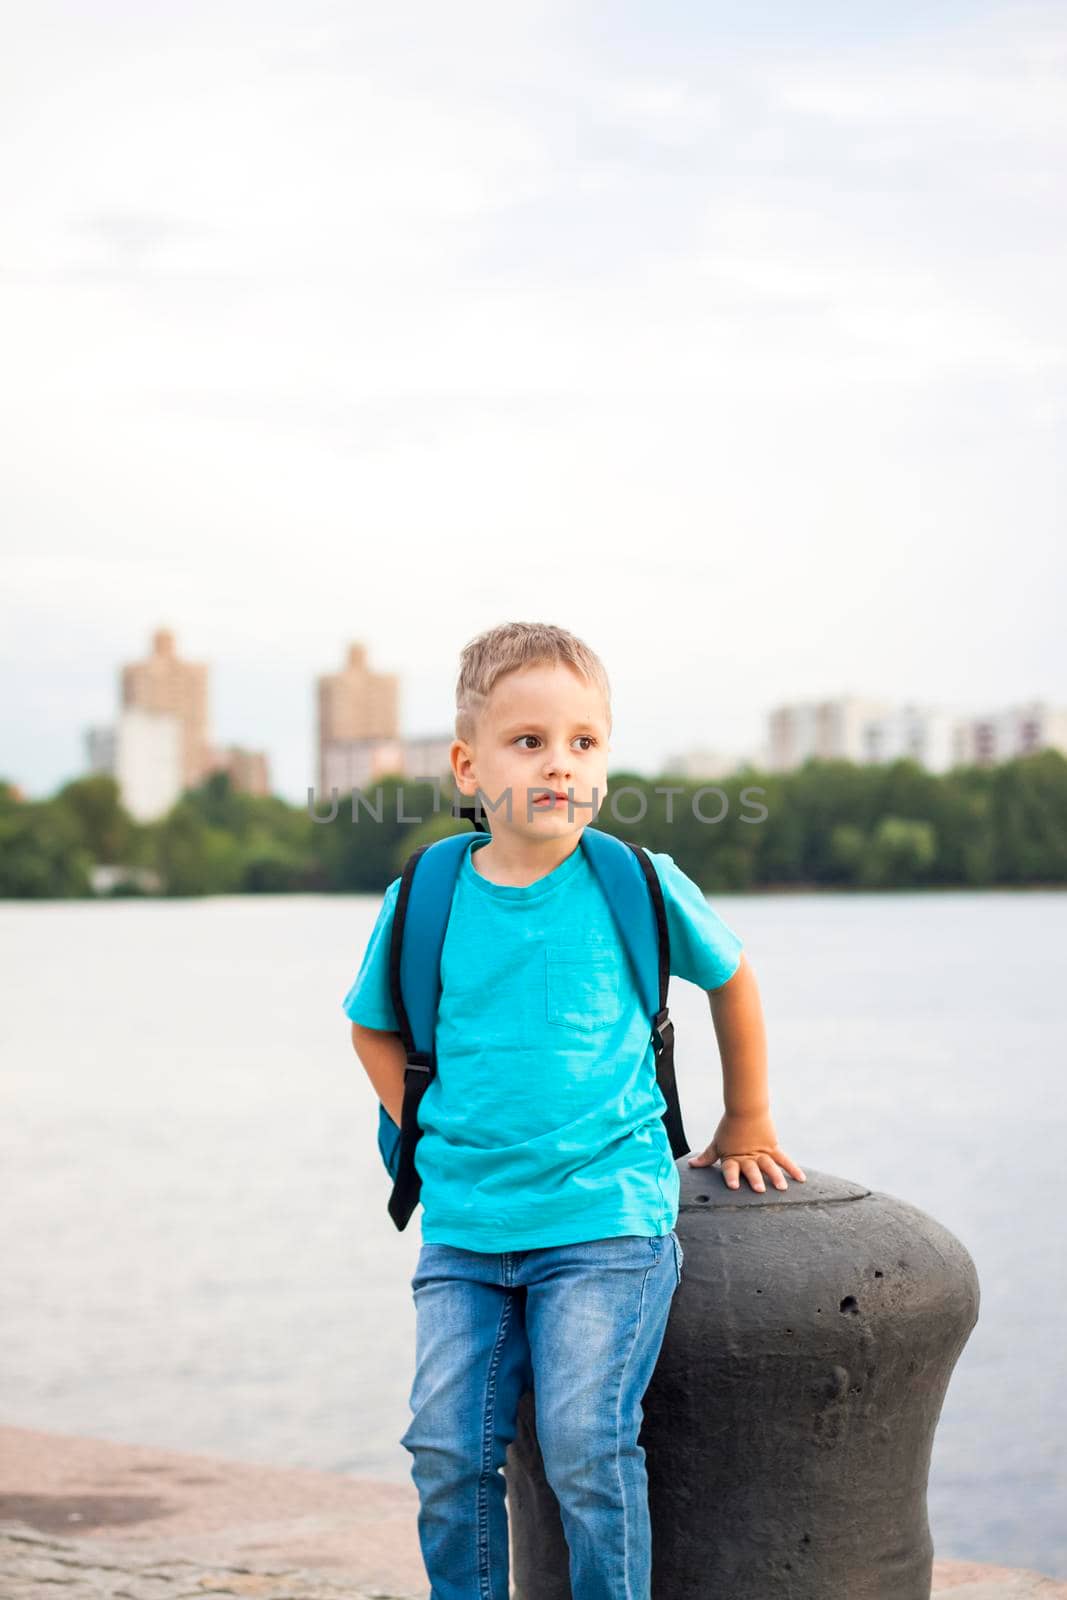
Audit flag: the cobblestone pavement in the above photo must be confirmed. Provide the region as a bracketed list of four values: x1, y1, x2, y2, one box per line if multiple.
[0, 1427, 427, 1598]
[7, 1523, 1067, 1600]
[3, 1427, 1066, 1600]
[0, 1524, 409, 1600]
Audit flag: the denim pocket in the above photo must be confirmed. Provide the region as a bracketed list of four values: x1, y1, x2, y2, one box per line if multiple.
[671, 1229, 683, 1288]
[545, 946, 621, 1031]
[558, 1235, 664, 1276]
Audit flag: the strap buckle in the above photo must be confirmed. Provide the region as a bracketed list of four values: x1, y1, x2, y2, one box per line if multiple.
[405, 1050, 433, 1074]
[651, 1007, 674, 1056]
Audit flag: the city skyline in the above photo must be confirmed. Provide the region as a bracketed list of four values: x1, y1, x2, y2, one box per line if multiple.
[26, 623, 1067, 811]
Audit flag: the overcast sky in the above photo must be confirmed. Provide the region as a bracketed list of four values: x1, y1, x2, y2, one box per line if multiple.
[2, 0, 1064, 803]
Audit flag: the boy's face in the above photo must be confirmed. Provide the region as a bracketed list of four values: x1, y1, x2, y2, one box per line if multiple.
[452, 661, 611, 841]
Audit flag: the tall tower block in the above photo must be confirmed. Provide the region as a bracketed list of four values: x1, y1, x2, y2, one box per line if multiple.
[121, 628, 210, 791]
[317, 642, 400, 796]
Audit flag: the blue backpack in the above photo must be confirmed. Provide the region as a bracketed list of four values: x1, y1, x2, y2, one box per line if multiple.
[378, 815, 691, 1231]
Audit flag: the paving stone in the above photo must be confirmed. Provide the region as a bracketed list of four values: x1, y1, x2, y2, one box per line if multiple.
[3, 1425, 1066, 1599]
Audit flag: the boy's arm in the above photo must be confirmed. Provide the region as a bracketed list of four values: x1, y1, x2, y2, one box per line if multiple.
[708, 953, 770, 1116]
[688, 953, 807, 1192]
[350, 1021, 407, 1129]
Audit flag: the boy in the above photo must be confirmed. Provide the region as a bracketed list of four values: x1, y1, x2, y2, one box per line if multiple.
[343, 621, 805, 1600]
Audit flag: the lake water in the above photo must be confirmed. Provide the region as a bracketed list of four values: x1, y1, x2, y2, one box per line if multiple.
[2, 889, 1065, 1577]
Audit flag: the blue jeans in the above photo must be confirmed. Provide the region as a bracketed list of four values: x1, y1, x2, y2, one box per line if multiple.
[400, 1229, 684, 1600]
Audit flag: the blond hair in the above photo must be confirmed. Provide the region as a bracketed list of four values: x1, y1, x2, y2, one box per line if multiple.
[455, 622, 612, 746]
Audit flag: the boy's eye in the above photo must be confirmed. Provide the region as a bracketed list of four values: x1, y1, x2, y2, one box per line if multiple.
[514, 735, 597, 751]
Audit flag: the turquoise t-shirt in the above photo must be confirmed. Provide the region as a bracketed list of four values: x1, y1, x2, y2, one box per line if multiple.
[342, 832, 743, 1252]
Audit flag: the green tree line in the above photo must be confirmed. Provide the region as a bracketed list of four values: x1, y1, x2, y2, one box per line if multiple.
[1, 751, 1065, 899]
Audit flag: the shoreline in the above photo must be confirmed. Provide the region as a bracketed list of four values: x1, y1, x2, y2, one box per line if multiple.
[2, 1425, 1065, 1599]
[4, 881, 1067, 905]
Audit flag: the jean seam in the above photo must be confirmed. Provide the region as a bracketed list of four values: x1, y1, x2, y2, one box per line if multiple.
[478, 1289, 513, 1600]
[609, 1254, 656, 1600]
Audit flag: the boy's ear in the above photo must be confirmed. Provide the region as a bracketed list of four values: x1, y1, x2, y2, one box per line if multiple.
[450, 737, 476, 793]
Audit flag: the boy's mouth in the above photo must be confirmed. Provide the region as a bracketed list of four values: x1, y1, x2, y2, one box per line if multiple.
[533, 791, 570, 807]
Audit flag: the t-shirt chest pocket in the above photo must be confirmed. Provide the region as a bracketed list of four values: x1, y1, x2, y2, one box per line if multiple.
[545, 944, 622, 1032]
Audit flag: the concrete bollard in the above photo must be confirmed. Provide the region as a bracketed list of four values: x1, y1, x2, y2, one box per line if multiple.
[506, 1165, 980, 1600]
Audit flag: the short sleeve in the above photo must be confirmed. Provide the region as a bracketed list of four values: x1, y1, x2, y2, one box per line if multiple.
[646, 851, 743, 992]
[341, 877, 403, 1030]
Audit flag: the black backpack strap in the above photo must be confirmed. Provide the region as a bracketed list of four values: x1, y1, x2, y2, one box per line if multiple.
[385, 828, 477, 1230]
[455, 798, 491, 832]
[624, 842, 690, 1160]
[386, 844, 435, 1230]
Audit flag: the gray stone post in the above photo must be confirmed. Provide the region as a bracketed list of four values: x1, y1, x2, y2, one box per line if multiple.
[506, 1165, 980, 1600]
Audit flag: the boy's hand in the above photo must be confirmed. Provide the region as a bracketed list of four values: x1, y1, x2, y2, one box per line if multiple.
[687, 1111, 807, 1193]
